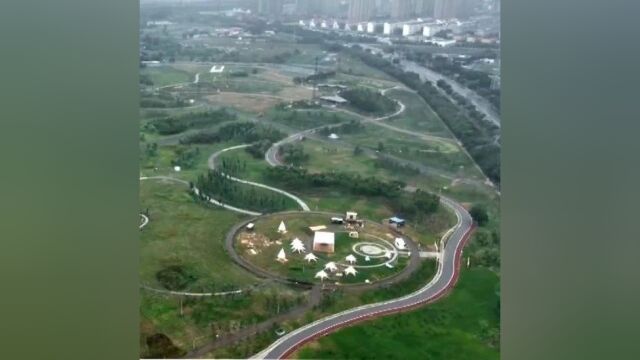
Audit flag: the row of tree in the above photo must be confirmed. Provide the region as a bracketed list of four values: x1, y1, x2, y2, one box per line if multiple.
[194, 170, 290, 213]
[181, 122, 285, 145]
[340, 87, 397, 115]
[150, 109, 237, 136]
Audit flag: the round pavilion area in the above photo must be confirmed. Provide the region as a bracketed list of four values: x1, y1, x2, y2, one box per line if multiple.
[230, 211, 419, 286]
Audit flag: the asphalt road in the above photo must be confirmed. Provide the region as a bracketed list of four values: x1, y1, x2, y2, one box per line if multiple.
[254, 197, 474, 359]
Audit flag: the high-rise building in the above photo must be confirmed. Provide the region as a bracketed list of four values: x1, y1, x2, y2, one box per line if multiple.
[348, 0, 375, 23]
[258, 0, 284, 18]
[434, 0, 458, 19]
[390, 0, 413, 20]
[415, 0, 435, 17]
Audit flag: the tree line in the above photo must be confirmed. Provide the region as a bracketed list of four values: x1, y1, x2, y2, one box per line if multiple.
[194, 170, 290, 213]
[344, 46, 500, 185]
[340, 87, 397, 115]
[181, 122, 285, 145]
[149, 109, 237, 135]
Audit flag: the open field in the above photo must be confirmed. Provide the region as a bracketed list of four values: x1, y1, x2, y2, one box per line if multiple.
[385, 88, 453, 136]
[295, 267, 500, 360]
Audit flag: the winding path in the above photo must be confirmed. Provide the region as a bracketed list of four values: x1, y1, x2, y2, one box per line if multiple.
[254, 197, 473, 359]
[208, 145, 310, 212]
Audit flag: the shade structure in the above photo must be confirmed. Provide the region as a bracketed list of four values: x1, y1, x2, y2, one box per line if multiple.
[304, 253, 318, 262]
[314, 270, 329, 281]
[277, 221, 287, 234]
[291, 238, 303, 246]
[324, 262, 338, 272]
[276, 248, 287, 262]
[344, 266, 357, 276]
[291, 241, 306, 254]
[345, 254, 357, 264]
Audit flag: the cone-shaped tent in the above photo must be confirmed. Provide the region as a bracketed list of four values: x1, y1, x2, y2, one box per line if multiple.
[344, 266, 358, 276]
[304, 253, 319, 262]
[276, 248, 287, 262]
[314, 270, 328, 281]
[324, 262, 338, 272]
[345, 254, 357, 264]
[277, 221, 287, 234]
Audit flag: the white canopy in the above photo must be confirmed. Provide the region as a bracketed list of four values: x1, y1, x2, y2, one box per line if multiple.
[324, 262, 338, 272]
[384, 250, 393, 259]
[344, 266, 357, 276]
[291, 238, 303, 246]
[314, 270, 329, 280]
[277, 221, 287, 234]
[345, 254, 357, 264]
[276, 248, 287, 262]
[304, 253, 318, 262]
[291, 242, 306, 254]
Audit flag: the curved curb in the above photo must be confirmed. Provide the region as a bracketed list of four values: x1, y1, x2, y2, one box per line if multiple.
[140, 284, 242, 298]
[209, 145, 311, 211]
[139, 214, 149, 229]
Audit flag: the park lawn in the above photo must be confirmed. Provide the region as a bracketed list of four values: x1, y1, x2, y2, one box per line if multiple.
[139, 179, 254, 289]
[385, 88, 453, 136]
[338, 54, 396, 82]
[265, 108, 351, 130]
[296, 267, 500, 360]
[142, 66, 193, 87]
[301, 139, 392, 180]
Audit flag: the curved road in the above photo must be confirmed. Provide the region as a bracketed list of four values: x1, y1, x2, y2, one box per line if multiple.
[208, 145, 310, 212]
[254, 198, 473, 359]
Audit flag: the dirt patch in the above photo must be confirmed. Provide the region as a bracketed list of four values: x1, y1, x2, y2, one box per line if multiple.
[205, 92, 283, 113]
[238, 231, 276, 255]
[257, 69, 295, 85]
[278, 85, 313, 101]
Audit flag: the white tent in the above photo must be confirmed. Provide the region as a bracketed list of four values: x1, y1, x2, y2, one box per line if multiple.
[384, 250, 393, 259]
[314, 270, 328, 281]
[291, 241, 306, 254]
[324, 262, 338, 272]
[277, 221, 287, 234]
[291, 238, 303, 246]
[345, 254, 357, 264]
[276, 248, 287, 262]
[304, 253, 318, 263]
[394, 238, 406, 250]
[344, 266, 357, 276]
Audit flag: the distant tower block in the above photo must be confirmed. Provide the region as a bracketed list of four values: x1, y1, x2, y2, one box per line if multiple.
[277, 221, 287, 234]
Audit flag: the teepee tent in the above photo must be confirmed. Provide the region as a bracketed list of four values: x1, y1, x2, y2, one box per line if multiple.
[314, 270, 329, 281]
[304, 253, 319, 263]
[276, 248, 288, 262]
[324, 262, 338, 272]
[344, 266, 357, 276]
[277, 221, 287, 234]
[345, 254, 357, 264]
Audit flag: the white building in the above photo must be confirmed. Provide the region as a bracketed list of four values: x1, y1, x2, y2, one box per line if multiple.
[383, 22, 396, 35]
[366, 22, 375, 33]
[357, 23, 365, 32]
[313, 231, 335, 253]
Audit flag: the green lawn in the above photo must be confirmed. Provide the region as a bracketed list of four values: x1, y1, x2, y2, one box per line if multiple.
[297, 268, 500, 360]
[385, 88, 453, 136]
[142, 66, 193, 87]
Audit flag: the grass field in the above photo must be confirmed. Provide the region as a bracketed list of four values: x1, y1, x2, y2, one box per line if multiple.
[385, 88, 453, 136]
[142, 66, 193, 87]
[296, 267, 500, 360]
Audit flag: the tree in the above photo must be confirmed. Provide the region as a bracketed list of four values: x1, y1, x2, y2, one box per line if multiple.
[377, 141, 385, 152]
[470, 204, 489, 226]
[353, 145, 363, 156]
